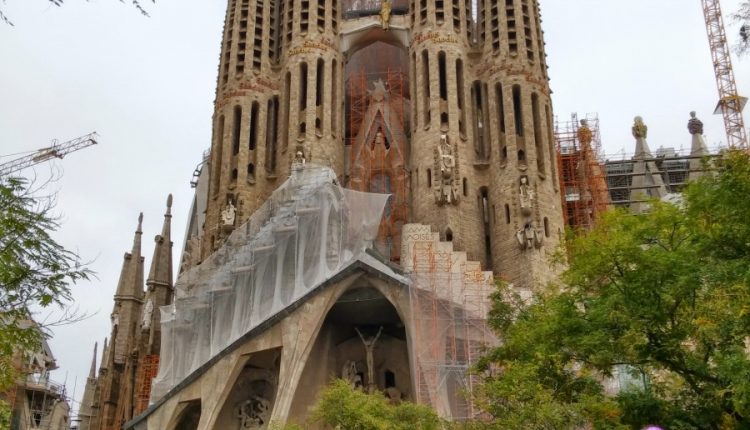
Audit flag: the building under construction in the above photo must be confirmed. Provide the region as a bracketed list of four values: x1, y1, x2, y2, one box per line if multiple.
[77, 0, 567, 428]
[3, 326, 71, 430]
[555, 111, 723, 223]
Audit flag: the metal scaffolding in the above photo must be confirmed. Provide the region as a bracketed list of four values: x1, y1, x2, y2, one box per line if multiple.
[346, 68, 410, 262]
[555, 113, 610, 230]
[408, 239, 496, 420]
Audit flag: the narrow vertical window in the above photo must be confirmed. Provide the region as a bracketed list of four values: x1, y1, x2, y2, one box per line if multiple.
[505, 203, 511, 224]
[452, 0, 460, 31]
[232, 106, 242, 155]
[456, 59, 466, 135]
[522, 0, 534, 61]
[284, 0, 293, 45]
[237, 0, 248, 75]
[269, 0, 280, 62]
[212, 116, 225, 196]
[299, 62, 308, 135]
[249, 102, 259, 151]
[506, 0, 518, 55]
[421, 50, 431, 128]
[438, 52, 448, 128]
[315, 59, 324, 133]
[495, 83, 507, 163]
[546, 104, 558, 187]
[266, 97, 279, 174]
[412, 52, 418, 128]
[426, 169, 432, 188]
[331, 59, 338, 134]
[420, 0, 427, 24]
[252, 0, 263, 71]
[435, 0, 444, 23]
[231, 105, 242, 183]
[282, 72, 291, 153]
[300, 0, 310, 33]
[471, 81, 488, 160]
[478, 0, 486, 45]
[512, 85, 524, 137]
[544, 217, 550, 237]
[490, 0, 500, 51]
[480, 187, 492, 270]
[331, 0, 338, 32]
[317, 0, 326, 31]
[532, 93, 545, 173]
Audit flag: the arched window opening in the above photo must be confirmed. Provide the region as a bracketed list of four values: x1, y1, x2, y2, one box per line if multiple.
[479, 187, 492, 270]
[518, 149, 526, 162]
[249, 102, 259, 151]
[456, 59, 466, 135]
[421, 50, 431, 127]
[445, 228, 453, 242]
[512, 85, 524, 137]
[385, 370, 396, 389]
[212, 115, 225, 196]
[232, 106, 242, 155]
[247, 163, 255, 181]
[299, 62, 309, 136]
[532, 92, 545, 173]
[231, 168, 238, 181]
[316, 58, 324, 107]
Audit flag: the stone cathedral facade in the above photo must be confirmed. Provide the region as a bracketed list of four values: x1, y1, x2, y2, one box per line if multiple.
[78, 1, 564, 429]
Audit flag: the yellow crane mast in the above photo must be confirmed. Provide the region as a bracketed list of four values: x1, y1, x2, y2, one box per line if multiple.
[701, 0, 748, 148]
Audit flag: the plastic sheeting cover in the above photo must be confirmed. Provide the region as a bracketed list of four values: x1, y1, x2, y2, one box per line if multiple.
[151, 164, 389, 402]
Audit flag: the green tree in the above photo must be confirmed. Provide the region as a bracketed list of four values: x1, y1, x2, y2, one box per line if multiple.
[300, 379, 444, 430]
[0, 177, 92, 412]
[477, 151, 750, 429]
[735, 1, 750, 55]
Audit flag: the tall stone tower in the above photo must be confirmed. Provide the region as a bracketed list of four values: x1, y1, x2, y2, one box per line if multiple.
[193, 0, 563, 289]
[96, 2, 567, 428]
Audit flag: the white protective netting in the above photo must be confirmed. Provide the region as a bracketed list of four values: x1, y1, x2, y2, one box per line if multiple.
[151, 164, 389, 402]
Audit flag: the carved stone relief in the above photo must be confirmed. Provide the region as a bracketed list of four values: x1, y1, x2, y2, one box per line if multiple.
[434, 134, 460, 205]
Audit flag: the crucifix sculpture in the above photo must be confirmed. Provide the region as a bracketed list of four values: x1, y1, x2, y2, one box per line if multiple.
[355, 326, 383, 393]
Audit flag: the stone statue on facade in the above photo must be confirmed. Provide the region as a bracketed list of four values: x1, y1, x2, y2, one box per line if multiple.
[632, 116, 648, 139]
[356, 326, 383, 393]
[142, 299, 153, 330]
[577, 119, 593, 145]
[516, 175, 543, 250]
[516, 222, 543, 250]
[235, 395, 271, 429]
[342, 360, 363, 389]
[435, 134, 459, 205]
[688, 111, 704, 135]
[221, 200, 237, 227]
[380, 0, 392, 30]
[519, 175, 534, 216]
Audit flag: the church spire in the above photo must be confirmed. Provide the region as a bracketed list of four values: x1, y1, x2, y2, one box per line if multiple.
[114, 213, 145, 300]
[99, 337, 109, 371]
[147, 195, 173, 290]
[88, 341, 98, 378]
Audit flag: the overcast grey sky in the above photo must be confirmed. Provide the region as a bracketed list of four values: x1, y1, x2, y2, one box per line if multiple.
[1, 0, 748, 417]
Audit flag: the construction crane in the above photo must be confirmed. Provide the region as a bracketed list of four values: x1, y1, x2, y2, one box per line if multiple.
[701, 0, 748, 148]
[0, 132, 99, 177]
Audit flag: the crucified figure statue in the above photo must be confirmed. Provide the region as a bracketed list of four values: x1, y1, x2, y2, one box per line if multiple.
[355, 326, 383, 393]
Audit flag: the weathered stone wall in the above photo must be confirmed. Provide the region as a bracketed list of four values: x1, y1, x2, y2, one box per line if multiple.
[200, 0, 564, 287]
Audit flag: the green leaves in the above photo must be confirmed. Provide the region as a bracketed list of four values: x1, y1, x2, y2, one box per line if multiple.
[477, 151, 750, 429]
[0, 176, 92, 392]
[308, 379, 444, 430]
